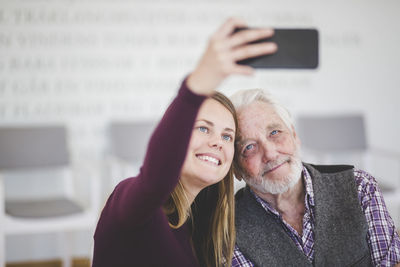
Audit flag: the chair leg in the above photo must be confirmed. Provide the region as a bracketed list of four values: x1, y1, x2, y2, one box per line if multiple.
[0, 232, 5, 267]
[0, 176, 6, 267]
[58, 232, 72, 267]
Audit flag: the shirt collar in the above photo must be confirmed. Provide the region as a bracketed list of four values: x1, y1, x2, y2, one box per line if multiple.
[303, 166, 315, 207]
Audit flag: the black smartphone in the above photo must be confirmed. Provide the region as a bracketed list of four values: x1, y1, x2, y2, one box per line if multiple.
[235, 28, 319, 69]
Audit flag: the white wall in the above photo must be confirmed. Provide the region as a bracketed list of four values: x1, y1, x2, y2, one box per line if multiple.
[1, 0, 399, 262]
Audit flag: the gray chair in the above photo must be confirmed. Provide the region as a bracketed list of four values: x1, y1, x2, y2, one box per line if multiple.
[106, 121, 157, 190]
[296, 114, 367, 167]
[0, 126, 101, 267]
[297, 114, 367, 152]
[110, 121, 157, 163]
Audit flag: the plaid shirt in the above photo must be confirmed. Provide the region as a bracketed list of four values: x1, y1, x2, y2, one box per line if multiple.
[231, 166, 400, 267]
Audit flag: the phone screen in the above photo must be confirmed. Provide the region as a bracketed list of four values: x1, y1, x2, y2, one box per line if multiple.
[235, 28, 319, 69]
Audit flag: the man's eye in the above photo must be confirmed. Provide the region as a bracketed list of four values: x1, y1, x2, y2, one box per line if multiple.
[244, 144, 254, 151]
[222, 134, 232, 142]
[270, 130, 279, 136]
[198, 126, 208, 133]
[241, 143, 257, 157]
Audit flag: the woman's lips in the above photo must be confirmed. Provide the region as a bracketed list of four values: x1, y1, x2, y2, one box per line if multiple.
[196, 153, 221, 166]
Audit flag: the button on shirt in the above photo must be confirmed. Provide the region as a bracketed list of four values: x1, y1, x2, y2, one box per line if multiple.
[231, 166, 400, 267]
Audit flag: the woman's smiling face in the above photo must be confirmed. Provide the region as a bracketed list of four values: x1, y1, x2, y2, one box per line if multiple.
[180, 98, 236, 191]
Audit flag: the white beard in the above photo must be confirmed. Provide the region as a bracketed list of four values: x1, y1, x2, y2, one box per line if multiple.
[243, 151, 303, 195]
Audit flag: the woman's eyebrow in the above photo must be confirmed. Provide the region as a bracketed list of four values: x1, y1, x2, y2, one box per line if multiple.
[196, 119, 235, 133]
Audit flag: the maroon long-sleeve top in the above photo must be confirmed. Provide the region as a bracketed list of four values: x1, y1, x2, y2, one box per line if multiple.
[92, 81, 206, 267]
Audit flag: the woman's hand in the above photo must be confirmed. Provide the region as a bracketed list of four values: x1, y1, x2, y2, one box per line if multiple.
[187, 17, 277, 96]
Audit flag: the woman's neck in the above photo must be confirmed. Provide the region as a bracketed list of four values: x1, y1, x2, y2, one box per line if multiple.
[179, 177, 205, 206]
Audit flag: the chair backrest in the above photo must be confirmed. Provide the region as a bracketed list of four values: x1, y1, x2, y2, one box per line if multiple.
[295, 114, 368, 168]
[0, 126, 71, 201]
[107, 121, 157, 187]
[109, 121, 157, 163]
[296, 114, 367, 152]
[0, 126, 69, 170]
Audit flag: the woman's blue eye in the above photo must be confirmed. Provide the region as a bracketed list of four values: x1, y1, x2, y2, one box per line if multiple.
[222, 135, 232, 141]
[198, 126, 208, 133]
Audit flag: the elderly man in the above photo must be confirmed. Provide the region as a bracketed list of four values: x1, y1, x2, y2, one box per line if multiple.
[230, 88, 400, 266]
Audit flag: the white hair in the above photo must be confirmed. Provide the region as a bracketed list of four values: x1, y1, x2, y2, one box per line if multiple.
[229, 88, 293, 133]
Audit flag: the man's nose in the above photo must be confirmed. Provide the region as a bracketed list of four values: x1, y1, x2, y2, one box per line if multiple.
[261, 140, 278, 162]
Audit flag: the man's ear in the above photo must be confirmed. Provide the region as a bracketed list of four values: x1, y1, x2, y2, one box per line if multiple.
[291, 125, 301, 147]
[235, 174, 243, 181]
[233, 169, 243, 181]
[233, 160, 244, 181]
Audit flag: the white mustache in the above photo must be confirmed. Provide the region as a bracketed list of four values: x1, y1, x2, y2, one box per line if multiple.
[261, 155, 291, 176]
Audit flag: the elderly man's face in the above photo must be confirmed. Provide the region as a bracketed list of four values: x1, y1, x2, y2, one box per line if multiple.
[236, 101, 302, 194]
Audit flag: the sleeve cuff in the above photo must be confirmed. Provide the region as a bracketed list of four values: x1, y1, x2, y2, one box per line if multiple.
[177, 76, 208, 106]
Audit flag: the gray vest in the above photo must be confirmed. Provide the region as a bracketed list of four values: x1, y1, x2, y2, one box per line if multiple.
[235, 163, 372, 267]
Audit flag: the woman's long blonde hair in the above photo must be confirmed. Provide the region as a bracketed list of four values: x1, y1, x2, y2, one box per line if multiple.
[163, 92, 237, 267]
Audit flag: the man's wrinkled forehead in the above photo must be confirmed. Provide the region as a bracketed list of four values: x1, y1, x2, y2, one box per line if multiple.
[236, 102, 288, 141]
[237, 101, 276, 126]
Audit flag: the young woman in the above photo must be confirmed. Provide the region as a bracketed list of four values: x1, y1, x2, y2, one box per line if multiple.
[92, 18, 277, 267]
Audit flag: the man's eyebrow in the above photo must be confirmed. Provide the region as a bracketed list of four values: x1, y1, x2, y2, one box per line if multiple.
[235, 136, 249, 146]
[235, 140, 246, 146]
[196, 119, 235, 133]
[235, 122, 283, 146]
[266, 123, 282, 131]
